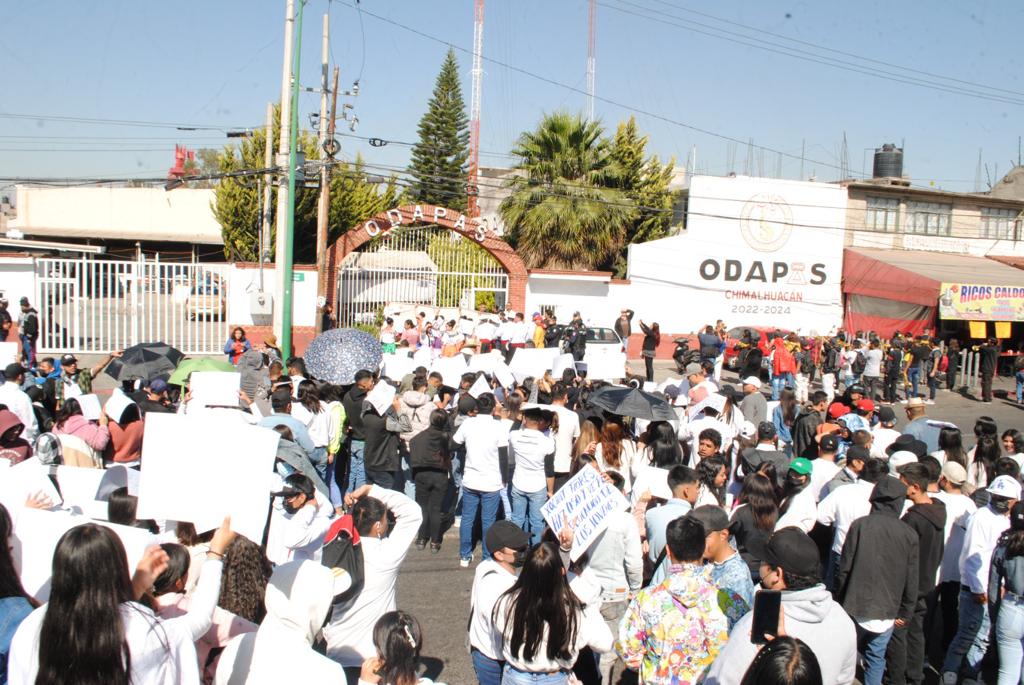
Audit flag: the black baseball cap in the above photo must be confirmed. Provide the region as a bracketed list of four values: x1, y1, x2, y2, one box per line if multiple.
[845, 445, 870, 464]
[747, 527, 821, 577]
[61, 354, 78, 366]
[485, 520, 529, 554]
[887, 434, 928, 459]
[687, 505, 731, 535]
[819, 434, 839, 452]
[876, 406, 896, 424]
[757, 421, 776, 440]
[271, 473, 315, 499]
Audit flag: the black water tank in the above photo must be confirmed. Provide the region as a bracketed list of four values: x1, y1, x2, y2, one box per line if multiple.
[873, 144, 903, 178]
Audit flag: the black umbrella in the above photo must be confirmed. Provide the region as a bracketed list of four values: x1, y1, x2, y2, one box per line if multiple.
[585, 385, 679, 421]
[104, 342, 185, 382]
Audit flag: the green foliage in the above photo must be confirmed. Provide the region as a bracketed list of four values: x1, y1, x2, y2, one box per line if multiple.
[474, 290, 496, 311]
[408, 49, 470, 211]
[499, 112, 636, 270]
[425, 231, 502, 307]
[212, 104, 398, 263]
[607, 117, 677, 277]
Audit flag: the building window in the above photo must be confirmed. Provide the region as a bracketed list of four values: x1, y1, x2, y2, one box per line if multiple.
[865, 196, 899, 233]
[905, 201, 952, 236]
[981, 206, 1020, 240]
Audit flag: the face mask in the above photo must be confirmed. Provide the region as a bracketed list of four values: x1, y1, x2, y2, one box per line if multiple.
[786, 473, 805, 488]
[992, 498, 1011, 513]
[282, 499, 301, 515]
[512, 549, 527, 568]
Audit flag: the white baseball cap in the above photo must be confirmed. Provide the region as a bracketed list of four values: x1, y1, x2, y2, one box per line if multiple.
[988, 475, 1023, 500]
[742, 376, 762, 389]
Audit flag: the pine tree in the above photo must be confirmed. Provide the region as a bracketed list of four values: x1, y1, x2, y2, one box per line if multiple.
[607, 116, 676, 276]
[407, 49, 470, 211]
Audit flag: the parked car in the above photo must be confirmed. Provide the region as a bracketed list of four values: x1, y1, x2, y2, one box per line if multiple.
[585, 327, 626, 354]
[722, 326, 791, 369]
[185, 276, 225, 321]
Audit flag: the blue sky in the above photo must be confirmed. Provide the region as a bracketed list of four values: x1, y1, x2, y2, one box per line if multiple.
[1, 0, 1021, 195]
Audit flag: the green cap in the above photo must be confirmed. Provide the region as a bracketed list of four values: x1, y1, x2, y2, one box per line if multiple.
[789, 457, 813, 476]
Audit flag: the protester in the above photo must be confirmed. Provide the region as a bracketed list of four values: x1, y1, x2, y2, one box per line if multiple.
[988, 502, 1024, 685]
[224, 327, 251, 365]
[792, 391, 827, 459]
[0, 364, 36, 442]
[16, 298, 37, 366]
[903, 397, 942, 454]
[704, 527, 858, 685]
[0, 503, 35, 683]
[0, 409, 32, 465]
[343, 370, 375, 494]
[978, 337, 999, 403]
[690, 505, 754, 627]
[617, 516, 730, 684]
[739, 422, 788, 487]
[52, 396, 110, 455]
[645, 464, 699, 586]
[53, 352, 120, 408]
[362, 388, 412, 491]
[775, 458, 817, 532]
[545, 383, 580, 492]
[257, 387, 315, 457]
[739, 376, 767, 425]
[638, 320, 660, 382]
[493, 542, 612, 684]
[593, 417, 637, 494]
[819, 444, 868, 500]
[10, 518, 235, 684]
[739, 636, 824, 685]
[267, 473, 333, 564]
[870, 406, 901, 459]
[932, 461, 978, 655]
[730, 472, 780, 580]
[410, 409, 451, 553]
[772, 387, 799, 456]
[508, 407, 555, 546]
[817, 457, 888, 590]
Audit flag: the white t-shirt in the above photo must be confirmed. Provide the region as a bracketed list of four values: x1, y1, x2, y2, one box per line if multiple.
[863, 348, 883, 377]
[871, 427, 901, 460]
[546, 404, 580, 474]
[469, 560, 517, 660]
[454, 415, 510, 493]
[817, 480, 874, 553]
[510, 428, 556, 493]
[933, 490, 978, 584]
[810, 459, 841, 501]
[841, 350, 859, 374]
[507, 321, 530, 345]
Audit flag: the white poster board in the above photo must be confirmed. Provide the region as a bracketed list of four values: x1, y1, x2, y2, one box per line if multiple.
[582, 352, 627, 381]
[136, 413, 278, 542]
[104, 390, 136, 424]
[430, 356, 468, 387]
[508, 348, 561, 379]
[53, 466, 108, 520]
[76, 394, 102, 421]
[540, 466, 629, 561]
[468, 375, 492, 399]
[493, 363, 515, 389]
[551, 353, 577, 378]
[0, 458, 63, 513]
[469, 351, 502, 374]
[189, 371, 241, 408]
[366, 382, 397, 416]
[12, 508, 156, 601]
[381, 353, 416, 381]
[0, 342, 18, 368]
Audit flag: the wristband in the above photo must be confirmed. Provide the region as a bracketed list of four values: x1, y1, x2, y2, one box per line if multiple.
[207, 551, 224, 559]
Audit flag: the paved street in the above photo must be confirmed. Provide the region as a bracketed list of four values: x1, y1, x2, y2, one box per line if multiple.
[78, 355, 1024, 683]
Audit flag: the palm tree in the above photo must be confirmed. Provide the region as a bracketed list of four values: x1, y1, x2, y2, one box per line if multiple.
[500, 112, 636, 270]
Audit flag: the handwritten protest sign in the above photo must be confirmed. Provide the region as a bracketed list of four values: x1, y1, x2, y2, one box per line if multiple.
[137, 413, 278, 542]
[541, 466, 628, 561]
[189, 371, 241, 408]
[582, 352, 626, 381]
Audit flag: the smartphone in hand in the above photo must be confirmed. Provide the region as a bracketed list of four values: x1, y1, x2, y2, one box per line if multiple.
[751, 590, 782, 644]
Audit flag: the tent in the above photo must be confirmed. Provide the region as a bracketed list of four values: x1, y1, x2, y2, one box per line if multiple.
[843, 248, 1024, 336]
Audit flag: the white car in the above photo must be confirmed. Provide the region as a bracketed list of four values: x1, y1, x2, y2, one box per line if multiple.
[585, 327, 626, 354]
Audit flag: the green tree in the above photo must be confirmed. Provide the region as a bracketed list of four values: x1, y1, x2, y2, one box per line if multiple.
[607, 116, 677, 277]
[212, 105, 396, 262]
[407, 48, 470, 210]
[499, 112, 635, 270]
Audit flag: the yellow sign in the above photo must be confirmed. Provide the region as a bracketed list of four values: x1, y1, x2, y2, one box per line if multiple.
[969, 321, 987, 339]
[938, 282, 1024, 321]
[996, 321, 1012, 339]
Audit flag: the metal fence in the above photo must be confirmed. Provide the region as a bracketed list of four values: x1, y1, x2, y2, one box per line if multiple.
[35, 256, 232, 355]
[336, 225, 508, 328]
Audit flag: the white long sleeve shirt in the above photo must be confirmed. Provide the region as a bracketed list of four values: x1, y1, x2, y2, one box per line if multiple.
[816, 480, 873, 554]
[586, 509, 643, 601]
[959, 505, 1010, 594]
[932, 491, 977, 584]
[468, 559, 518, 660]
[0, 381, 37, 442]
[9, 560, 223, 685]
[775, 486, 818, 534]
[324, 485, 423, 667]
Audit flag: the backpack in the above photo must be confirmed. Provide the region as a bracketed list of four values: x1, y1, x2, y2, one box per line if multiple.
[851, 351, 866, 375]
[321, 515, 365, 612]
[939, 354, 950, 373]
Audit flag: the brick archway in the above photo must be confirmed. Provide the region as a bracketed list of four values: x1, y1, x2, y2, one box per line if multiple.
[326, 204, 527, 311]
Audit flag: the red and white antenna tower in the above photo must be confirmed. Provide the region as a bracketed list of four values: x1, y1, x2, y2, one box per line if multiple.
[587, 0, 596, 121]
[467, 0, 485, 217]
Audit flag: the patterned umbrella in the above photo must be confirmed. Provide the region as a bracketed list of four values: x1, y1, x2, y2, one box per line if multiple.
[103, 342, 185, 382]
[304, 328, 383, 385]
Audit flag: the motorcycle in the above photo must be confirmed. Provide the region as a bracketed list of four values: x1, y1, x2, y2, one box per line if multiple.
[673, 337, 701, 374]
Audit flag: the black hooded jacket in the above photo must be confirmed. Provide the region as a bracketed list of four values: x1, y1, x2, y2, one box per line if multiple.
[837, 476, 919, 621]
[902, 498, 946, 597]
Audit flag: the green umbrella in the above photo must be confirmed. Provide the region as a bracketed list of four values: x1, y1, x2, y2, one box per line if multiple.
[168, 357, 237, 386]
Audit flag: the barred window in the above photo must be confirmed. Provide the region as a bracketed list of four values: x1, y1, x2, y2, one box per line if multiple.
[981, 207, 1020, 240]
[906, 201, 952, 236]
[865, 196, 899, 233]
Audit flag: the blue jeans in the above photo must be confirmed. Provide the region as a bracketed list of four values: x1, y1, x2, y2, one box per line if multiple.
[443, 449, 465, 516]
[460, 487, 501, 560]
[943, 588, 990, 679]
[857, 624, 894, 685]
[907, 366, 921, 399]
[346, 440, 366, 496]
[324, 459, 342, 507]
[19, 334, 34, 366]
[1016, 370, 1024, 403]
[501, 665, 569, 685]
[996, 594, 1024, 685]
[510, 486, 547, 546]
[309, 446, 328, 484]
[471, 648, 504, 685]
[771, 372, 794, 401]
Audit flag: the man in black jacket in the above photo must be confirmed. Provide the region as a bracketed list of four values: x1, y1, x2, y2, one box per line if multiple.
[978, 337, 999, 402]
[361, 385, 412, 492]
[342, 370, 374, 495]
[886, 463, 946, 685]
[792, 390, 827, 459]
[837, 476, 919, 685]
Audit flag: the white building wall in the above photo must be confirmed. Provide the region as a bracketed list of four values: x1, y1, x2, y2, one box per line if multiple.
[526, 275, 626, 328]
[225, 264, 318, 327]
[0, 255, 36, 310]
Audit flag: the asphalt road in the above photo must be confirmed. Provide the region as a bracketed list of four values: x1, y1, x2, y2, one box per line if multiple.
[81, 356, 1023, 684]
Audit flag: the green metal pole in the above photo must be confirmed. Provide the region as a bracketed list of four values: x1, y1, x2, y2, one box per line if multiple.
[282, 0, 305, 358]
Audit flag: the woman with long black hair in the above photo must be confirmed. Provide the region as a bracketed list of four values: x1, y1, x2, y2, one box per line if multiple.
[8, 519, 235, 684]
[730, 473, 781, 579]
[967, 434, 1001, 491]
[492, 542, 612, 684]
[638, 320, 661, 382]
[358, 611, 445, 685]
[989, 502, 1024, 684]
[0, 503, 36, 684]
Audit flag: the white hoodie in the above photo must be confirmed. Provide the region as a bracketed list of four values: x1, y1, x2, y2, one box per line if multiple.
[215, 561, 344, 684]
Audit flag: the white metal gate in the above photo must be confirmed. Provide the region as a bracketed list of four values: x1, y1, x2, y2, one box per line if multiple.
[35, 257, 231, 354]
[336, 225, 508, 326]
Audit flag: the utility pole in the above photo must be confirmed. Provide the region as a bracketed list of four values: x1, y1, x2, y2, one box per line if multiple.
[274, 0, 305, 358]
[586, 0, 596, 122]
[260, 102, 274, 291]
[315, 11, 338, 334]
[467, 0, 485, 217]
[273, 0, 296, 354]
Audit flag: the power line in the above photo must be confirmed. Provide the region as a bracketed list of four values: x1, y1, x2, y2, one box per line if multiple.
[0, 112, 254, 131]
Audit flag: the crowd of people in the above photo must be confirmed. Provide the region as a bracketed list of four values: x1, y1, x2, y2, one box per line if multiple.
[0, 314, 1022, 685]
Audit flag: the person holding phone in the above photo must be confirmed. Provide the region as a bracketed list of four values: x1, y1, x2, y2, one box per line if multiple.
[703, 528, 857, 685]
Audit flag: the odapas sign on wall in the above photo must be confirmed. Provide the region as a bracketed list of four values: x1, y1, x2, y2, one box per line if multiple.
[626, 175, 846, 334]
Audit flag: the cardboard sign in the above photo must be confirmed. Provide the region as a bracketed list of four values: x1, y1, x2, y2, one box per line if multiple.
[508, 348, 561, 379]
[12, 507, 156, 601]
[431, 356, 468, 387]
[136, 413, 278, 542]
[551, 353, 577, 378]
[469, 351, 502, 374]
[381, 353, 416, 381]
[0, 342, 17, 368]
[468, 375, 492, 399]
[0, 458, 63, 513]
[493, 363, 515, 389]
[189, 371, 241, 408]
[366, 381, 397, 417]
[582, 352, 627, 381]
[104, 390, 136, 424]
[541, 466, 629, 561]
[76, 394, 102, 421]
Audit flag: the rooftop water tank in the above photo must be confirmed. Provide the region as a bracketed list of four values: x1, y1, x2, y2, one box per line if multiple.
[873, 144, 903, 179]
